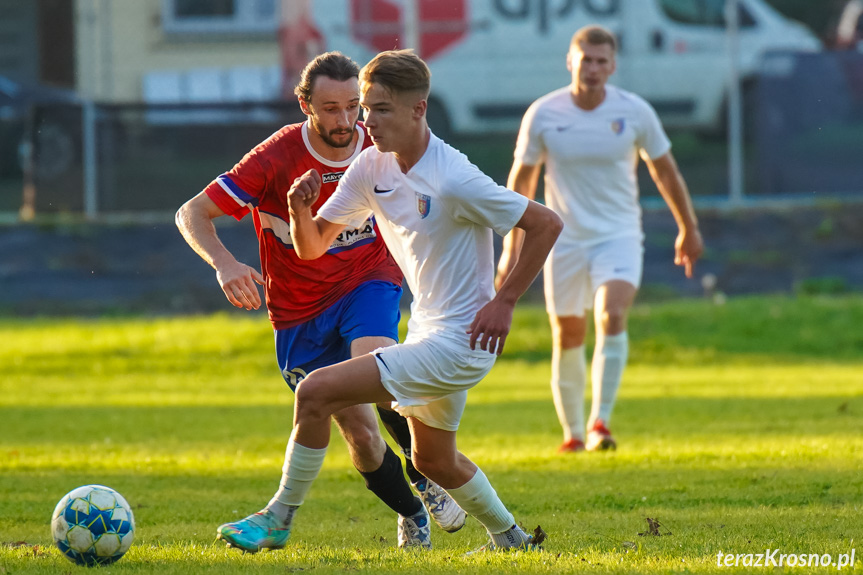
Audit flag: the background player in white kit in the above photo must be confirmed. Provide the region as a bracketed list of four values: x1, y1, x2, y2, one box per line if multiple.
[285, 49, 562, 551]
[497, 26, 703, 453]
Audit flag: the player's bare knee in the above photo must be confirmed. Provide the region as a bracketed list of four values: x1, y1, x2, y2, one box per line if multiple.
[552, 317, 587, 347]
[599, 309, 627, 334]
[558, 331, 585, 348]
[294, 376, 334, 422]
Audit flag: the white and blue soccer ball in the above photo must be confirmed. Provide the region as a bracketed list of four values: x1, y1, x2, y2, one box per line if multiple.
[51, 485, 135, 566]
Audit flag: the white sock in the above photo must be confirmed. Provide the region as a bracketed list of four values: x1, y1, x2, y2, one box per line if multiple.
[490, 524, 530, 548]
[444, 468, 514, 534]
[589, 332, 628, 426]
[551, 345, 586, 442]
[266, 429, 327, 524]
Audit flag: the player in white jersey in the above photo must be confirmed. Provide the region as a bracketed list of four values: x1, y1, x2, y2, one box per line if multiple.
[282, 49, 562, 552]
[498, 26, 703, 454]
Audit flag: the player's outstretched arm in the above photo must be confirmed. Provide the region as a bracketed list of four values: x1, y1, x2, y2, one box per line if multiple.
[469, 201, 563, 355]
[287, 169, 345, 260]
[176, 193, 265, 310]
[496, 161, 542, 291]
[645, 152, 704, 278]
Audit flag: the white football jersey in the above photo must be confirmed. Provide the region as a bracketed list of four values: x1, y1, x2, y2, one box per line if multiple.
[515, 84, 670, 244]
[319, 133, 529, 344]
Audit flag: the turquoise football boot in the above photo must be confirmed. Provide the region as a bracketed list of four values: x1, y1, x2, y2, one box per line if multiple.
[216, 510, 291, 553]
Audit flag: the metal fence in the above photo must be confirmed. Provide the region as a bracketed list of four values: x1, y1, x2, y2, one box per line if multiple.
[756, 50, 863, 198]
[3, 52, 863, 219]
[6, 102, 305, 217]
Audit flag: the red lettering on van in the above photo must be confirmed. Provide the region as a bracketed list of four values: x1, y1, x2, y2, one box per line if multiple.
[349, 0, 468, 61]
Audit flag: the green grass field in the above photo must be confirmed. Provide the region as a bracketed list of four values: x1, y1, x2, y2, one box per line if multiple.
[1, 295, 861, 573]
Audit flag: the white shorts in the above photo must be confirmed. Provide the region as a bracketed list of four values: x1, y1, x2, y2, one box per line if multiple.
[372, 332, 497, 431]
[543, 235, 644, 317]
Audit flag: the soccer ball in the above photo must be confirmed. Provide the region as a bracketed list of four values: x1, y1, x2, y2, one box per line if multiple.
[51, 485, 135, 566]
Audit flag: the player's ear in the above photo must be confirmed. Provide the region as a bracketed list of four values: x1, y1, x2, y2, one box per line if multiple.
[298, 96, 312, 116]
[414, 98, 427, 121]
[566, 50, 573, 72]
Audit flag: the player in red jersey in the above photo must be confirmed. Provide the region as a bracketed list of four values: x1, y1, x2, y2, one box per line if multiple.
[176, 52, 464, 552]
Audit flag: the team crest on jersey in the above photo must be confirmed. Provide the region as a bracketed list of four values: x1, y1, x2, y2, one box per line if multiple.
[322, 172, 344, 184]
[416, 192, 431, 218]
[611, 118, 626, 135]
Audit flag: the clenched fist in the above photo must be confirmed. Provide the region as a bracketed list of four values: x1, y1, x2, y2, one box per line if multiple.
[288, 169, 323, 213]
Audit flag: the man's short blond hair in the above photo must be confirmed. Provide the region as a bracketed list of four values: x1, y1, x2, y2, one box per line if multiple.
[571, 25, 617, 52]
[359, 49, 431, 99]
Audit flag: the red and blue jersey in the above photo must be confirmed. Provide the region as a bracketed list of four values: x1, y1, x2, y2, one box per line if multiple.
[203, 122, 402, 330]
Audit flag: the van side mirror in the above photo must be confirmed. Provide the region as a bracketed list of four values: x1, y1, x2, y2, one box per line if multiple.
[652, 30, 665, 51]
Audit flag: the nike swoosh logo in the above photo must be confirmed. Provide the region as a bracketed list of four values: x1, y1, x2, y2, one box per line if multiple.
[374, 185, 394, 194]
[375, 352, 391, 373]
[556, 125, 573, 132]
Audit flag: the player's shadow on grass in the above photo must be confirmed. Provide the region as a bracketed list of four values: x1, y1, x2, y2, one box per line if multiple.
[8, 393, 857, 445]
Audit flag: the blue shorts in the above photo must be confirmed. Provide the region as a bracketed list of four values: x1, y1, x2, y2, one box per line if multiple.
[275, 280, 402, 391]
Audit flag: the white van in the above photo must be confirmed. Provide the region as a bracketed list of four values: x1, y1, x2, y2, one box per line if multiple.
[306, 0, 821, 136]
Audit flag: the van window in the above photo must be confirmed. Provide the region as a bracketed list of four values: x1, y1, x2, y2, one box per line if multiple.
[659, 0, 755, 28]
[163, 0, 278, 34]
[174, 0, 234, 17]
